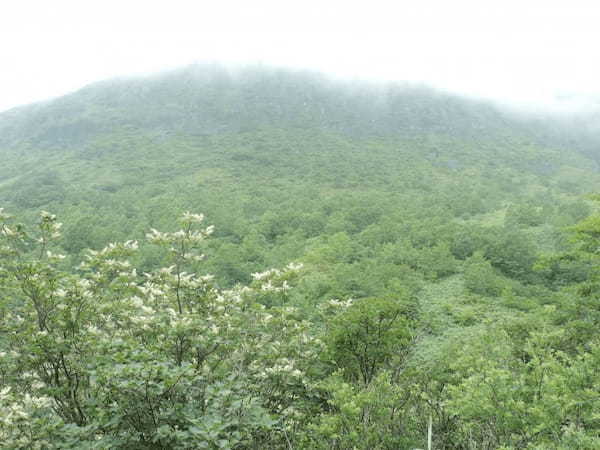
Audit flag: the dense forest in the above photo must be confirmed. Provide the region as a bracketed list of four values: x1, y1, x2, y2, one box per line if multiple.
[2, 64, 600, 449]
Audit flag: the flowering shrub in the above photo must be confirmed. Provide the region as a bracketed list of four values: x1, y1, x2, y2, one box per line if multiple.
[0, 209, 320, 449]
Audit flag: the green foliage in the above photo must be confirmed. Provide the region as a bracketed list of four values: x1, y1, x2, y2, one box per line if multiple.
[325, 297, 412, 385]
[3, 66, 600, 448]
[505, 202, 545, 227]
[464, 251, 508, 296]
[306, 372, 418, 450]
[446, 327, 600, 449]
[483, 225, 539, 281]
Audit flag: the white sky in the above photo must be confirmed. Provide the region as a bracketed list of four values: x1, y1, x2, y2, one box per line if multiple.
[1, 0, 600, 113]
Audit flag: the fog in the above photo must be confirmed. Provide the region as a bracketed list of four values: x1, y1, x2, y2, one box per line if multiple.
[1, 0, 600, 114]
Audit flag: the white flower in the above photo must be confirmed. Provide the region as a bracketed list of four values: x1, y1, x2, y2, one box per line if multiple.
[140, 305, 155, 315]
[252, 268, 281, 281]
[31, 381, 46, 390]
[159, 266, 176, 275]
[40, 211, 56, 220]
[146, 228, 166, 242]
[1, 226, 15, 236]
[124, 240, 139, 250]
[328, 298, 354, 308]
[173, 230, 186, 239]
[47, 251, 66, 260]
[77, 279, 91, 289]
[130, 296, 144, 308]
[262, 314, 273, 323]
[286, 262, 304, 271]
[182, 212, 205, 224]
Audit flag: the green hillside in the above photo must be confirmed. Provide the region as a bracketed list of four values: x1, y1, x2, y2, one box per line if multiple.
[2, 65, 600, 448]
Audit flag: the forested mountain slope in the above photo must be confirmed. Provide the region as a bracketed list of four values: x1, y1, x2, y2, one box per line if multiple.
[0, 64, 598, 256]
[2, 65, 600, 448]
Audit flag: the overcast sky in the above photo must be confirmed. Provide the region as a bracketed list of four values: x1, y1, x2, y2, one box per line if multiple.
[1, 0, 600, 113]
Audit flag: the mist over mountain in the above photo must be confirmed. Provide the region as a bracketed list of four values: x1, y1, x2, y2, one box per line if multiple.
[0, 64, 586, 145]
[1, 64, 598, 165]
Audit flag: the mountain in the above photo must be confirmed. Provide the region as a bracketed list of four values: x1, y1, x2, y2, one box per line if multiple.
[3, 64, 600, 448]
[0, 64, 597, 283]
[1, 65, 599, 275]
[0, 65, 526, 146]
[3, 64, 597, 153]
